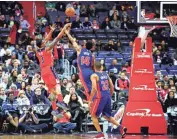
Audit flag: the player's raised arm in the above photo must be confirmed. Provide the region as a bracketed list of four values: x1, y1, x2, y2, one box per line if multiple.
[108, 76, 114, 96]
[42, 24, 56, 46]
[65, 29, 81, 53]
[45, 23, 71, 51]
[89, 74, 98, 102]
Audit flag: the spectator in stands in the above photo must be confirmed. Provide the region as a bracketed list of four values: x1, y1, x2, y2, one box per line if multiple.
[162, 83, 169, 100]
[122, 62, 131, 74]
[64, 17, 71, 24]
[115, 72, 129, 92]
[18, 106, 48, 133]
[71, 74, 79, 85]
[173, 55, 177, 65]
[15, 74, 23, 89]
[71, 16, 82, 29]
[13, 3, 23, 16]
[7, 15, 16, 28]
[25, 83, 34, 100]
[55, 16, 63, 29]
[63, 86, 84, 107]
[92, 19, 99, 29]
[163, 75, 169, 84]
[19, 15, 30, 29]
[152, 42, 157, 53]
[153, 50, 163, 64]
[164, 90, 177, 114]
[68, 93, 86, 132]
[155, 70, 162, 81]
[2, 91, 19, 132]
[30, 77, 39, 92]
[169, 79, 175, 88]
[109, 5, 119, 17]
[109, 70, 117, 86]
[0, 87, 5, 134]
[110, 15, 121, 29]
[80, 5, 87, 17]
[115, 41, 124, 52]
[17, 90, 30, 106]
[170, 86, 177, 98]
[103, 39, 116, 51]
[39, 80, 48, 98]
[161, 40, 168, 52]
[161, 53, 173, 65]
[108, 59, 120, 74]
[75, 79, 87, 104]
[61, 78, 68, 97]
[0, 87, 6, 102]
[0, 15, 7, 28]
[72, 3, 80, 16]
[88, 4, 96, 17]
[101, 17, 112, 29]
[30, 87, 51, 105]
[1, 75, 10, 90]
[121, 11, 129, 20]
[46, 2, 57, 12]
[10, 70, 18, 83]
[121, 18, 130, 30]
[82, 17, 92, 29]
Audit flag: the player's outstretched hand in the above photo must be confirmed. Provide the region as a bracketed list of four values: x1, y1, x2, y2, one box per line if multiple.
[64, 23, 72, 30]
[50, 24, 56, 31]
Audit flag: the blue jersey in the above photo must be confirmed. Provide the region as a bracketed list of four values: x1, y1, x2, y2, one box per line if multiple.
[95, 71, 111, 98]
[77, 48, 93, 70]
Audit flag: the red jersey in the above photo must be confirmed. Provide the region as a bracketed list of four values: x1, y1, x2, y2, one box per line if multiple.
[36, 47, 54, 68]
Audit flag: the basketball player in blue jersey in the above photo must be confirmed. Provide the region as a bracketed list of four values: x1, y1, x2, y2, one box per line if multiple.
[65, 29, 94, 100]
[89, 61, 127, 139]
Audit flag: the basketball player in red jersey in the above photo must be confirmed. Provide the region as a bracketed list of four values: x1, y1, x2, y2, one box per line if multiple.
[34, 23, 71, 110]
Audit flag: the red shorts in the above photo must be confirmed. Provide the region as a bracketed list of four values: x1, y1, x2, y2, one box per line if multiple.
[41, 66, 57, 92]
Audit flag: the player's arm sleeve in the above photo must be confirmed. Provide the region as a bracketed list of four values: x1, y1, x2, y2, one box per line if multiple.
[65, 31, 81, 52]
[45, 37, 58, 51]
[42, 28, 55, 46]
[108, 77, 114, 96]
[89, 74, 97, 101]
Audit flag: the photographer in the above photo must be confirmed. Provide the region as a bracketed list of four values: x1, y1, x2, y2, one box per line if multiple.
[53, 103, 76, 134]
[2, 91, 19, 133]
[18, 107, 48, 133]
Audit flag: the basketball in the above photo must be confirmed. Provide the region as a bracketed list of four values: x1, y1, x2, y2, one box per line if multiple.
[65, 7, 75, 17]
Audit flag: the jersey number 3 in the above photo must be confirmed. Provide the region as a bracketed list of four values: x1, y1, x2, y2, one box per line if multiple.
[81, 56, 90, 66]
[101, 80, 109, 91]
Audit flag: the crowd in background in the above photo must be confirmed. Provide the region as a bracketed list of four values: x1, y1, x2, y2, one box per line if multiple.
[0, 1, 177, 135]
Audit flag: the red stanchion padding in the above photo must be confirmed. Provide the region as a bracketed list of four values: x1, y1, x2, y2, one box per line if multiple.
[122, 37, 167, 134]
[122, 101, 167, 134]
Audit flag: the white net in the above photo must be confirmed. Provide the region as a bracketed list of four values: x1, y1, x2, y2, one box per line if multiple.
[167, 16, 177, 37]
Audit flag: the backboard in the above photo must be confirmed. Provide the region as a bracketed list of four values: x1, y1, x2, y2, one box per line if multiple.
[137, 1, 177, 25]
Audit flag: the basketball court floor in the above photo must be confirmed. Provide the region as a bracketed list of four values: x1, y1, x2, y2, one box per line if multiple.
[0, 134, 177, 139]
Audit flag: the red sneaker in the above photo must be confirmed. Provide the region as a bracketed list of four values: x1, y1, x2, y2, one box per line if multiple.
[120, 127, 127, 138]
[93, 133, 105, 139]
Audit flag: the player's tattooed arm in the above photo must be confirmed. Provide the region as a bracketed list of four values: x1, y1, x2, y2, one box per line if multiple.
[108, 77, 114, 96]
[42, 24, 56, 46]
[89, 74, 98, 102]
[65, 29, 81, 53]
[46, 23, 71, 51]
[45, 37, 58, 51]
[56, 23, 72, 40]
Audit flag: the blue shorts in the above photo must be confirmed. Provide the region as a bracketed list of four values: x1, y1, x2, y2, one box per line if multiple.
[91, 95, 112, 118]
[78, 68, 93, 99]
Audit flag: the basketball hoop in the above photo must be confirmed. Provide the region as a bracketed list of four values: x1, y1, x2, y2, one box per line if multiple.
[167, 16, 177, 37]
